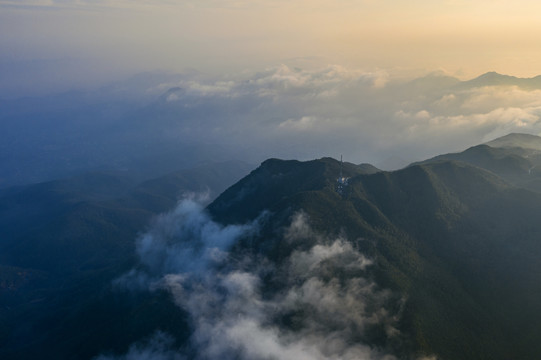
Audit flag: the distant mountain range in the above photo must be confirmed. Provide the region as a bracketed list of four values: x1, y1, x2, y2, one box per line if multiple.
[413, 132, 541, 192]
[462, 71, 541, 89]
[3, 133, 541, 359]
[407, 71, 541, 92]
[3, 70, 541, 188]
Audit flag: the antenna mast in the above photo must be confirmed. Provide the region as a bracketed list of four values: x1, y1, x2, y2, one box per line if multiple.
[340, 155, 343, 179]
[336, 155, 349, 196]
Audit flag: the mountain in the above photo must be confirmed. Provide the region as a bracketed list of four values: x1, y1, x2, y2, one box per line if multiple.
[357, 162, 382, 174]
[5, 136, 541, 359]
[402, 72, 461, 93]
[208, 156, 541, 360]
[0, 160, 253, 359]
[461, 72, 541, 89]
[485, 132, 541, 151]
[412, 133, 541, 192]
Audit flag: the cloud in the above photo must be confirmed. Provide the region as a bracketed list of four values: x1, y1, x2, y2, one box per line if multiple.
[278, 116, 321, 131]
[158, 64, 384, 101]
[460, 86, 541, 113]
[108, 202, 406, 359]
[132, 65, 401, 165]
[396, 106, 541, 149]
[138, 65, 541, 167]
[114, 197, 256, 291]
[5, 62, 541, 181]
[288, 240, 373, 275]
[94, 331, 184, 360]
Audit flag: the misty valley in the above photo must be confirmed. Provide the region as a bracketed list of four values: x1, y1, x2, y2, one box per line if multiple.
[3, 70, 541, 360]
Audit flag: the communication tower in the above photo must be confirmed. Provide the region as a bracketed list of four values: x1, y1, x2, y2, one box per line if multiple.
[336, 155, 349, 195]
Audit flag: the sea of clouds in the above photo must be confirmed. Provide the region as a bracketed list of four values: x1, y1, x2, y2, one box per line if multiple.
[3, 64, 541, 188]
[137, 65, 541, 168]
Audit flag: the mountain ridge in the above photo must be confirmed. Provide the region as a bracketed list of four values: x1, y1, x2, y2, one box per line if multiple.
[412, 133, 541, 193]
[4, 135, 541, 359]
[208, 154, 541, 360]
[461, 71, 541, 89]
[485, 132, 541, 150]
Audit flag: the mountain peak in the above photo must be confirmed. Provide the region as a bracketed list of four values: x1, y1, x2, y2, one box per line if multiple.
[477, 71, 508, 78]
[463, 72, 541, 89]
[465, 72, 517, 87]
[485, 132, 541, 150]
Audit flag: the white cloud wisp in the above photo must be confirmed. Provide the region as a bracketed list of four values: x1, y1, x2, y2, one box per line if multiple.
[108, 203, 404, 360]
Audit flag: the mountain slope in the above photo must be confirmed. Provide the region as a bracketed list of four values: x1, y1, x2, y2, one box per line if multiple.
[485, 132, 541, 151]
[5, 147, 541, 359]
[0, 160, 253, 360]
[412, 133, 541, 192]
[461, 72, 541, 89]
[209, 157, 541, 360]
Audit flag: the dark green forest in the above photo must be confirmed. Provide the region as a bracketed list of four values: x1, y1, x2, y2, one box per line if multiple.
[3, 134, 541, 359]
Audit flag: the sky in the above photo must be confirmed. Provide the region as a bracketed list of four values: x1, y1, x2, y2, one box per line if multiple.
[2, 0, 541, 184]
[2, 0, 541, 96]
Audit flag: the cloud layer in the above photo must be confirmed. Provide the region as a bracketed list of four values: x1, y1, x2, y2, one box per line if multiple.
[139, 66, 541, 168]
[3, 64, 541, 189]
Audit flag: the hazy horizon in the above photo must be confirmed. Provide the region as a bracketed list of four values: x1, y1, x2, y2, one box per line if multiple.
[2, 0, 541, 186]
[2, 63, 541, 189]
[2, 0, 541, 98]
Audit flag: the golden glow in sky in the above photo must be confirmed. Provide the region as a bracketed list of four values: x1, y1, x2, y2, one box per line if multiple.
[1, 0, 540, 78]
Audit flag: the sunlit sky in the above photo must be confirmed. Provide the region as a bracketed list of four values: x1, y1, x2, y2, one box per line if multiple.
[1, 0, 541, 89]
[2, 0, 541, 183]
